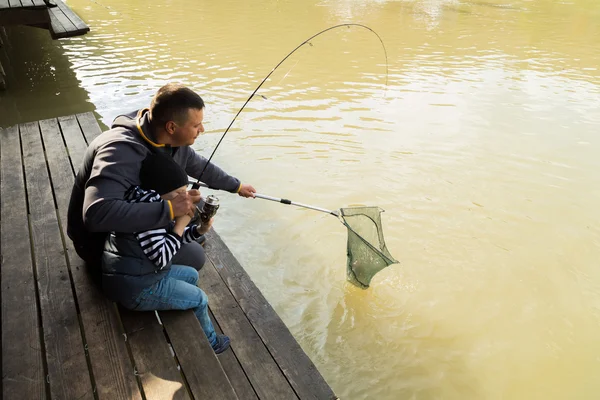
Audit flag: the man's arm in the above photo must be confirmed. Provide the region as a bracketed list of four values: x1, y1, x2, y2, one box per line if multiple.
[183, 148, 241, 192]
[83, 141, 172, 233]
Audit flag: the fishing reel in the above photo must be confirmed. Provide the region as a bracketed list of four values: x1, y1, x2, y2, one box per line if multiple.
[190, 195, 220, 226]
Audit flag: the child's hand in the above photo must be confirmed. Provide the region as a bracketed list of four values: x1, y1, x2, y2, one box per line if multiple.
[197, 218, 214, 235]
[176, 214, 192, 225]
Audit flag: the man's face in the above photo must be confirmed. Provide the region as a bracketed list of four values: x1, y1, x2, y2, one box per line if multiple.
[171, 108, 204, 146]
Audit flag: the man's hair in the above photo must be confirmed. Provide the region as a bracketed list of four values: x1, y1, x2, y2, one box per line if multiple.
[150, 83, 205, 128]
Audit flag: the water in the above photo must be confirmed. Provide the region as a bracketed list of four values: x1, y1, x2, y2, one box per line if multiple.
[1, 1, 600, 398]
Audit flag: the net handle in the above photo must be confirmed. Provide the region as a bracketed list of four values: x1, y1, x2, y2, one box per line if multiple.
[189, 180, 338, 216]
[254, 193, 338, 216]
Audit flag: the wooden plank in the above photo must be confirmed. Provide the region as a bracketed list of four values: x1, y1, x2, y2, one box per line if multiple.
[48, 0, 89, 38]
[57, 115, 88, 171]
[20, 0, 34, 7]
[1, 125, 46, 399]
[205, 231, 337, 400]
[55, 0, 87, 30]
[48, 5, 75, 38]
[199, 259, 298, 400]
[0, 0, 10, 10]
[8, 0, 20, 8]
[76, 112, 103, 143]
[0, 60, 5, 90]
[160, 310, 239, 399]
[32, 0, 45, 6]
[39, 118, 143, 400]
[48, 9, 66, 38]
[209, 309, 259, 400]
[20, 121, 94, 400]
[120, 310, 191, 400]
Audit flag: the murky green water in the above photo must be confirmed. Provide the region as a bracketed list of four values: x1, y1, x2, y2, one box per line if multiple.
[2, 1, 600, 398]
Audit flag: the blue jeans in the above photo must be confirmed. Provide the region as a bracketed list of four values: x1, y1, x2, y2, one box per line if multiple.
[130, 265, 217, 346]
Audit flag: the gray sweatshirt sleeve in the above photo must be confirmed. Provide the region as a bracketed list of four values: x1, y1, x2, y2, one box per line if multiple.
[184, 148, 240, 193]
[83, 141, 172, 233]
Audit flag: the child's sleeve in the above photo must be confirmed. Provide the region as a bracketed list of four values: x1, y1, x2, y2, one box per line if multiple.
[135, 228, 183, 270]
[181, 225, 204, 244]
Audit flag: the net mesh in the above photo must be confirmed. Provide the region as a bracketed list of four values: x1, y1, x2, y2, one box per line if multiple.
[340, 207, 398, 289]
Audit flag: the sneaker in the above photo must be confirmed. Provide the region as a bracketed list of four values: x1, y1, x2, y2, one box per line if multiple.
[211, 334, 230, 354]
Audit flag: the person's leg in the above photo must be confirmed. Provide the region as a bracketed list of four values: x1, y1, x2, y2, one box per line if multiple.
[131, 266, 229, 352]
[171, 241, 206, 271]
[167, 264, 199, 285]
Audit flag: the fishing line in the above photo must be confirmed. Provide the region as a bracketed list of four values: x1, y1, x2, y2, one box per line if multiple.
[193, 23, 389, 188]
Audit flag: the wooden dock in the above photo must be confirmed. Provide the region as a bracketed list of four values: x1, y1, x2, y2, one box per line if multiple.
[0, 113, 338, 400]
[0, 0, 89, 88]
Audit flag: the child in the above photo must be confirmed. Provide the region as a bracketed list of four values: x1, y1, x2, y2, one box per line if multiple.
[101, 153, 230, 353]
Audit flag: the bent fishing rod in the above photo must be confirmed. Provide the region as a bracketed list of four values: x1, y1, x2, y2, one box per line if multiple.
[192, 23, 388, 189]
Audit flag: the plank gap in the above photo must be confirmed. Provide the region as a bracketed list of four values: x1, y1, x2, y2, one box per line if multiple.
[25, 213, 51, 397]
[157, 319, 195, 399]
[18, 125, 31, 216]
[112, 305, 149, 400]
[209, 258, 301, 399]
[209, 308, 260, 400]
[55, 206, 100, 400]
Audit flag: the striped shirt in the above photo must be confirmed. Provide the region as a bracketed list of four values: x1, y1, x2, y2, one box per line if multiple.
[125, 186, 203, 270]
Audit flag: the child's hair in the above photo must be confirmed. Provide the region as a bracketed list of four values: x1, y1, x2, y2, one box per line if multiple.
[139, 153, 189, 195]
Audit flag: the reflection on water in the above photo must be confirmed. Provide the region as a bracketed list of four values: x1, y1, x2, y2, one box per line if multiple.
[2, 0, 600, 398]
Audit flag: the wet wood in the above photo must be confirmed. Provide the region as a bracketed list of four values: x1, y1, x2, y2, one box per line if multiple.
[0, 125, 46, 399]
[160, 310, 239, 399]
[20, 121, 94, 399]
[55, 0, 87, 30]
[76, 112, 103, 143]
[200, 259, 298, 400]
[209, 309, 259, 400]
[120, 309, 190, 400]
[57, 115, 89, 171]
[39, 117, 143, 400]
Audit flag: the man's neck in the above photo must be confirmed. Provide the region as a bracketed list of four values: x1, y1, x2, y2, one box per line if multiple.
[154, 129, 174, 146]
[148, 116, 173, 146]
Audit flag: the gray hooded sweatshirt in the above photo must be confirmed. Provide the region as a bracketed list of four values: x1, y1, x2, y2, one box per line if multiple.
[67, 108, 240, 264]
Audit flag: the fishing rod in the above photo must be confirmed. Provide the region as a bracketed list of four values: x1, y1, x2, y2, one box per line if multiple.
[193, 23, 389, 189]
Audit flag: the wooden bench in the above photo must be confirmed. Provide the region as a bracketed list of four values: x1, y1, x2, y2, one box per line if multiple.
[0, 112, 338, 399]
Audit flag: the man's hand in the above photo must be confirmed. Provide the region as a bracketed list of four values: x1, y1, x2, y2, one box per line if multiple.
[187, 189, 202, 204]
[170, 192, 194, 217]
[238, 184, 256, 198]
[196, 217, 214, 235]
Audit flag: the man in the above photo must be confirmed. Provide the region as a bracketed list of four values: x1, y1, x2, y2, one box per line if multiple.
[67, 83, 255, 282]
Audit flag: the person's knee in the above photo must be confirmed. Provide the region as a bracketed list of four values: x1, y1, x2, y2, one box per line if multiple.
[189, 268, 199, 285]
[197, 289, 208, 308]
[172, 241, 206, 271]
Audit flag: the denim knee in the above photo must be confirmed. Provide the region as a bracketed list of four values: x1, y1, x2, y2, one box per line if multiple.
[197, 288, 208, 308]
[189, 268, 199, 285]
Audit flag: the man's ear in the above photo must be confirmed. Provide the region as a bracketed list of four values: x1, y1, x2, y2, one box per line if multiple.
[165, 121, 177, 135]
